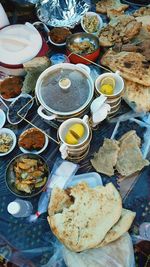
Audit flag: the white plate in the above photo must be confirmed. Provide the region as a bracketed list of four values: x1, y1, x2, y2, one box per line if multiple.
[0, 23, 42, 65]
[0, 128, 16, 156]
[0, 109, 6, 128]
[18, 129, 49, 154]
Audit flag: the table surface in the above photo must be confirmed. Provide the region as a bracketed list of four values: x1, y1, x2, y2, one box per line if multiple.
[0, 1, 150, 267]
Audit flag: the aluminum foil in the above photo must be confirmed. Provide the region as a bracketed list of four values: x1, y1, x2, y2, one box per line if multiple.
[36, 0, 90, 28]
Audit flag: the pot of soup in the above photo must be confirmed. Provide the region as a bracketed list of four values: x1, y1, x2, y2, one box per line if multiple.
[35, 63, 94, 121]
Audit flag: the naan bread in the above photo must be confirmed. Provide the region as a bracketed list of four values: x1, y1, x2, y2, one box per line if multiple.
[136, 16, 150, 32]
[91, 139, 120, 177]
[101, 49, 150, 86]
[99, 15, 142, 47]
[63, 233, 135, 267]
[96, 0, 128, 15]
[96, 208, 136, 248]
[48, 187, 73, 217]
[48, 182, 122, 252]
[116, 131, 149, 177]
[123, 79, 150, 112]
[133, 5, 150, 17]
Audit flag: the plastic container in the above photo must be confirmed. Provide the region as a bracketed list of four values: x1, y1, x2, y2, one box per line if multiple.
[7, 199, 33, 218]
[65, 172, 103, 188]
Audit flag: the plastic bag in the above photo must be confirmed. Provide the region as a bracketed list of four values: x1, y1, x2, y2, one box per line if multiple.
[63, 233, 135, 267]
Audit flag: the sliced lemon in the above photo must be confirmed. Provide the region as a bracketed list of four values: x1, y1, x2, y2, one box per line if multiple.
[65, 123, 85, 145]
[100, 76, 116, 89]
[69, 124, 84, 139]
[100, 84, 114, 95]
[65, 131, 78, 145]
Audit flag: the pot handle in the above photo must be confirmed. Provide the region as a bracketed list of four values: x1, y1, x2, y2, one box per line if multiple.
[59, 143, 68, 159]
[37, 105, 57, 121]
[76, 64, 90, 75]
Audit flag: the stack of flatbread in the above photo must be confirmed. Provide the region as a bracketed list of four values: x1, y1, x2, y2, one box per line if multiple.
[91, 130, 149, 177]
[98, 15, 142, 47]
[47, 182, 136, 252]
[101, 48, 150, 112]
[96, 0, 129, 18]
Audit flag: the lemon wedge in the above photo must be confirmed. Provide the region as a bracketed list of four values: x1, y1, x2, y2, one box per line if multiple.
[100, 84, 114, 95]
[100, 76, 116, 89]
[65, 131, 78, 145]
[65, 123, 85, 145]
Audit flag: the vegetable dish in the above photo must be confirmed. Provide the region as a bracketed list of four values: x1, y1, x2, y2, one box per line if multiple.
[10, 155, 48, 194]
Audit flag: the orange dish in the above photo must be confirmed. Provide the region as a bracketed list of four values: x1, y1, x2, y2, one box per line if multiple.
[19, 128, 45, 151]
[0, 76, 23, 99]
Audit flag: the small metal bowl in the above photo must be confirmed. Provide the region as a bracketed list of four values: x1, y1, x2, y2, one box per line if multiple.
[5, 153, 49, 198]
[66, 32, 100, 65]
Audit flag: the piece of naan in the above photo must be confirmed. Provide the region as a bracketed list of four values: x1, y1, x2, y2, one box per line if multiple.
[96, 208, 136, 248]
[133, 5, 150, 17]
[91, 139, 120, 177]
[48, 182, 122, 252]
[96, 0, 129, 15]
[136, 16, 150, 32]
[116, 131, 149, 177]
[101, 49, 150, 86]
[123, 79, 150, 112]
[99, 15, 142, 47]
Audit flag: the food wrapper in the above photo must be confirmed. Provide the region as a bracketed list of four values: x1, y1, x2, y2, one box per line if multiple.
[63, 233, 135, 267]
[36, 0, 90, 28]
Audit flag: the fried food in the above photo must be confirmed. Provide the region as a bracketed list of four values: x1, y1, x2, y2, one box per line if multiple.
[99, 15, 142, 47]
[96, 0, 129, 16]
[68, 41, 95, 54]
[101, 49, 150, 86]
[19, 128, 45, 150]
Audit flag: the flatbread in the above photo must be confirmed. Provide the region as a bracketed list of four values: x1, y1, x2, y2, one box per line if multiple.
[136, 16, 150, 32]
[101, 49, 150, 86]
[96, 0, 128, 15]
[133, 5, 150, 17]
[48, 182, 122, 252]
[99, 15, 142, 47]
[91, 139, 120, 177]
[48, 187, 73, 217]
[116, 131, 149, 177]
[123, 79, 150, 112]
[96, 208, 136, 248]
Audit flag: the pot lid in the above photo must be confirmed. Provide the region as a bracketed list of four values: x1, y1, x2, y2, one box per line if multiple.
[38, 66, 93, 114]
[0, 23, 42, 65]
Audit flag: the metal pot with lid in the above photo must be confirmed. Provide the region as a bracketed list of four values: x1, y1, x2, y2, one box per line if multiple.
[36, 63, 94, 121]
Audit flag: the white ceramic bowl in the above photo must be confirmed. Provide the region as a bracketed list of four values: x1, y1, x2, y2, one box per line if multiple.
[81, 12, 103, 35]
[58, 117, 90, 148]
[48, 35, 66, 47]
[18, 128, 49, 154]
[0, 128, 16, 156]
[95, 72, 124, 98]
